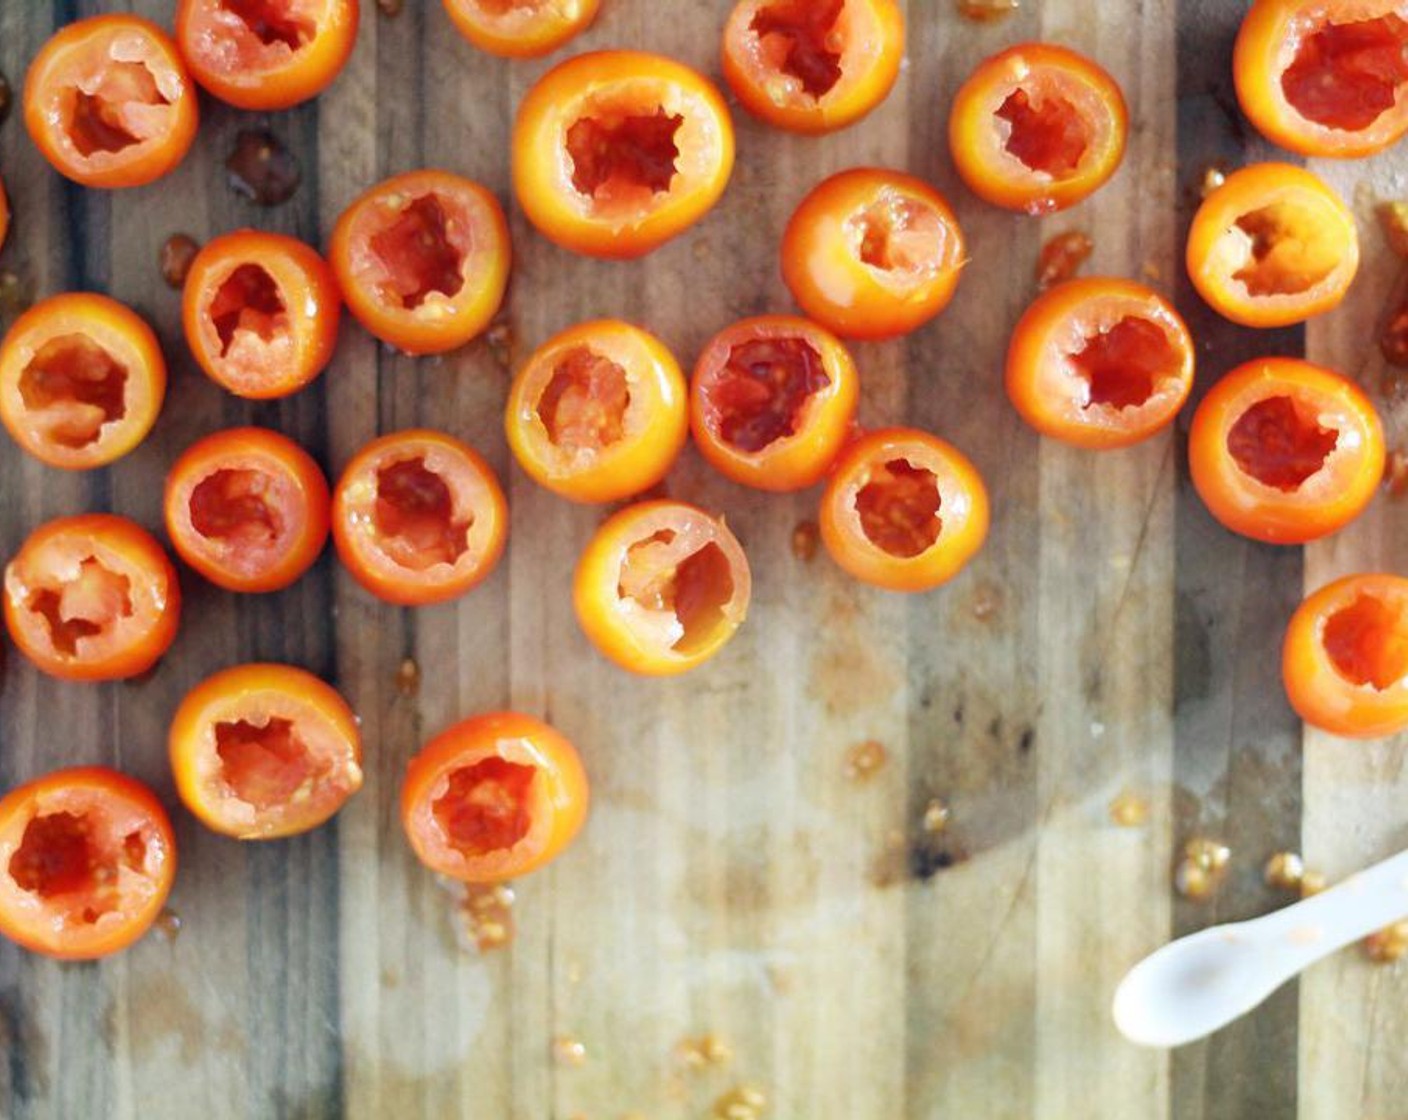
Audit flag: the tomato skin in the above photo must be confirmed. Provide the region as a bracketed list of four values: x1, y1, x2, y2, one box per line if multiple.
[329, 169, 511, 355]
[1005, 277, 1195, 450]
[0, 767, 176, 960]
[401, 711, 588, 882]
[781, 168, 965, 341]
[819, 427, 989, 593]
[24, 15, 198, 189]
[4, 514, 180, 682]
[183, 230, 341, 400]
[505, 319, 687, 504]
[0, 292, 166, 471]
[176, 0, 359, 111]
[721, 0, 905, 134]
[512, 51, 735, 260]
[1188, 358, 1385, 545]
[443, 0, 600, 58]
[1186, 163, 1357, 329]
[948, 43, 1127, 214]
[164, 427, 331, 594]
[690, 315, 859, 492]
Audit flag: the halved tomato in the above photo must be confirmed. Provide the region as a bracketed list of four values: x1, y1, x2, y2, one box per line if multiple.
[442, 0, 600, 58]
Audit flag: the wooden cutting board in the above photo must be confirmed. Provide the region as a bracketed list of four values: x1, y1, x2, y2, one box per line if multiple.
[0, 2, 1404, 1117]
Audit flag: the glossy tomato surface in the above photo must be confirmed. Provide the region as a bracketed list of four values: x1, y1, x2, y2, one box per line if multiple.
[443, 0, 599, 57]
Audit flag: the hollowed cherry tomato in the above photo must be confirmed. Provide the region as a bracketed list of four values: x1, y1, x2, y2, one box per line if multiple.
[948, 43, 1127, 215]
[182, 230, 340, 400]
[820, 427, 989, 592]
[170, 663, 362, 840]
[401, 711, 588, 882]
[4, 514, 180, 682]
[721, 0, 905, 134]
[1187, 163, 1357, 329]
[24, 15, 198, 189]
[1235, 0, 1408, 158]
[329, 169, 510, 355]
[164, 427, 330, 593]
[691, 315, 859, 492]
[0, 293, 165, 470]
[1005, 277, 1195, 450]
[1283, 573, 1408, 739]
[512, 51, 735, 259]
[443, 0, 600, 58]
[176, 0, 359, 111]
[0, 767, 175, 960]
[505, 319, 687, 503]
[1188, 358, 1385, 544]
[781, 168, 965, 340]
[332, 429, 507, 606]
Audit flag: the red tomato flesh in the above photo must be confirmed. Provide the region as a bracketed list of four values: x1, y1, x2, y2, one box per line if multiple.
[856, 459, 941, 558]
[68, 60, 170, 157]
[1282, 15, 1408, 132]
[538, 347, 630, 452]
[1226, 395, 1339, 491]
[434, 757, 536, 857]
[10, 809, 146, 922]
[1323, 592, 1408, 691]
[374, 458, 471, 570]
[219, 0, 316, 53]
[996, 88, 1090, 176]
[189, 468, 279, 549]
[18, 335, 128, 449]
[566, 108, 684, 210]
[215, 716, 329, 810]
[619, 531, 737, 654]
[209, 263, 288, 357]
[853, 194, 950, 276]
[27, 558, 132, 656]
[1070, 316, 1181, 411]
[750, 0, 845, 98]
[711, 338, 830, 453]
[1233, 203, 1337, 296]
[367, 195, 468, 310]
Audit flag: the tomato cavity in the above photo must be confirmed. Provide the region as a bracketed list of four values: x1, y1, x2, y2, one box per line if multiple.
[18, 335, 128, 449]
[67, 61, 169, 157]
[433, 757, 535, 857]
[711, 338, 829, 453]
[1233, 203, 1338, 297]
[1323, 593, 1408, 690]
[216, 717, 324, 809]
[996, 88, 1090, 176]
[750, 0, 845, 99]
[1227, 395, 1339, 491]
[474, 0, 545, 13]
[190, 469, 280, 548]
[209, 264, 288, 358]
[566, 106, 683, 210]
[537, 347, 630, 452]
[369, 195, 466, 310]
[1281, 15, 1408, 132]
[1070, 316, 1179, 410]
[8, 810, 138, 923]
[374, 458, 470, 569]
[27, 557, 133, 656]
[222, 0, 316, 51]
[619, 530, 736, 653]
[856, 459, 941, 558]
[851, 193, 950, 278]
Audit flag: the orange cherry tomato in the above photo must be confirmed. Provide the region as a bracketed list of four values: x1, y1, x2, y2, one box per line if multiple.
[401, 711, 588, 882]
[1188, 358, 1385, 544]
[781, 168, 965, 341]
[170, 663, 363, 840]
[4, 514, 180, 682]
[182, 230, 341, 400]
[164, 427, 330, 593]
[1283, 573, 1408, 739]
[574, 499, 751, 676]
[442, 0, 599, 58]
[505, 319, 687, 504]
[330, 169, 510, 356]
[721, 0, 905, 134]
[512, 51, 735, 259]
[1186, 163, 1358, 329]
[24, 14, 198, 189]
[1234, 0, 1408, 158]
[176, 0, 359, 111]
[332, 429, 507, 606]
[1005, 277, 1195, 450]
[0, 767, 175, 960]
[691, 315, 859, 492]
[948, 43, 1127, 215]
[820, 427, 989, 593]
[0, 292, 165, 470]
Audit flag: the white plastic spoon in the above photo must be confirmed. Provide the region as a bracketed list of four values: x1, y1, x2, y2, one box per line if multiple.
[1113, 847, 1408, 1048]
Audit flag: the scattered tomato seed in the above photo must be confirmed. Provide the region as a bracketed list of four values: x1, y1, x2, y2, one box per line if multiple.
[1175, 837, 1230, 899]
[485, 316, 516, 371]
[1199, 164, 1228, 198]
[453, 882, 517, 953]
[957, 0, 1019, 22]
[227, 129, 302, 207]
[714, 1085, 767, 1120]
[1300, 869, 1328, 898]
[154, 907, 182, 942]
[1380, 202, 1408, 258]
[1365, 921, 1408, 963]
[159, 234, 200, 289]
[1109, 791, 1150, 828]
[395, 657, 421, 697]
[1385, 450, 1408, 498]
[791, 519, 820, 562]
[552, 1034, 589, 1066]
[844, 739, 887, 782]
[921, 799, 951, 834]
[1264, 851, 1305, 891]
[678, 1033, 733, 1069]
[1035, 231, 1093, 289]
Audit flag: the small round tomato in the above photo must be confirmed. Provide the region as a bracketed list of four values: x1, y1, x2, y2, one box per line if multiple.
[1006, 277, 1195, 450]
[781, 168, 965, 341]
[332, 429, 507, 606]
[401, 711, 588, 882]
[0, 767, 175, 960]
[820, 428, 989, 592]
[574, 500, 751, 676]
[176, 0, 359, 111]
[1188, 358, 1385, 544]
[4, 514, 180, 682]
[1283, 573, 1408, 739]
[164, 427, 330, 594]
[505, 320, 687, 504]
[721, 0, 905, 134]
[1234, 0, 1408, 158]
[512, 50, 735, 259]
[24, 14, 198, 189]
[691, 315, 859, 492]
[948, 43, 1127, 215]
[330, 169, 510, 356]
[0, 293, 165, 470]
[170, 663, 362, 840]
[182, 230, 340, 400]
[443, 0, 600, 58]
